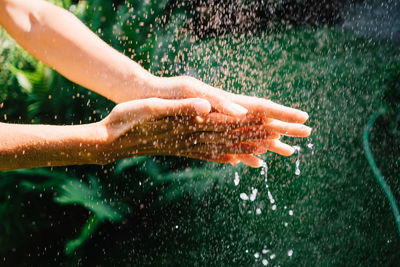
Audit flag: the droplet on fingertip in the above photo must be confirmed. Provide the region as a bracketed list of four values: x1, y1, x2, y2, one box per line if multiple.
[195, 116, 204, 123]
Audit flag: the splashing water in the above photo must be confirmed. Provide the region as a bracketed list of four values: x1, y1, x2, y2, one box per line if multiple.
[307, 143, 315, 155]
[240, 193, 249, 201]
[249, 188, 258, 202]
[293, 146, 301, 175]
[234, 171, 240, 186]
[260, 160, 276, 209]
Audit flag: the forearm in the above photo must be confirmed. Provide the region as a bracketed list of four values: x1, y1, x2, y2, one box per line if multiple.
[0, 0, 154, 103]
[0, 122, 107, 170]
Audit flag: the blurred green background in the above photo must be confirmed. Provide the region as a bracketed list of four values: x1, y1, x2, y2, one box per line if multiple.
[0, 0, 399, 266]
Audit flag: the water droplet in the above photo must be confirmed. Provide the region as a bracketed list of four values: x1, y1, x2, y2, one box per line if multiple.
[249, 188, 258, 201]
[289, 210, 293, 216]
[254, 252, 260, 258]
[240, 193, 249, 201]
[293, 145, 301, 175]
[262, 259, 269, 265]
[288, 249, 293, 257]
[260, 160, 276, 207]
[234, 171, 240, 186]
[267, 190, 275, 204]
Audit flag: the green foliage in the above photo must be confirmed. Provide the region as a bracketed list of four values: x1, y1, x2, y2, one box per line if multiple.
[0, 0, 400, 265]
[0, 168, 127, 254]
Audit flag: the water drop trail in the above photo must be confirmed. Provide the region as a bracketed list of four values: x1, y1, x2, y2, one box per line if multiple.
[293, 146, 301, 175]
[260, 160, 276, 208]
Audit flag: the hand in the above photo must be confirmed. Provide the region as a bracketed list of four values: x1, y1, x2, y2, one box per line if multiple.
[193, 112, 311, 167]
[147, 75, 309, 122]
[96, 98, 281, 166]
[138, 75, 311, 167]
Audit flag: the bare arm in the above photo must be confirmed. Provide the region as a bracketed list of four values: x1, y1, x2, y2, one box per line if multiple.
[0, 121, 106, 170]
[0, 97, 302, 171]
[0, 0, 311, 170]
[0, 0, 310, 121]
[0, 0, 153, 103]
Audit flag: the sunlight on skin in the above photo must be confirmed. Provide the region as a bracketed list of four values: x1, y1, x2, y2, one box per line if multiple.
[0, 0, 311, 169]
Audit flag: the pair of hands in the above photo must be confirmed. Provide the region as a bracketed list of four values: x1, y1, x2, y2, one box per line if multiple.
[98, 75, 311, 168]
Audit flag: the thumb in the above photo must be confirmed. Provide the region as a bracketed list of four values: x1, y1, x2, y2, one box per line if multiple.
[139, 97, 211, 121]
[108, 98, 211, 126]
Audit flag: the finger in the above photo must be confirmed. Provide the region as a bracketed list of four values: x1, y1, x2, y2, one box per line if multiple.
[177, 153, 240, 165]
[196, 113, 264, 130]
[251, 139, 295, 156]
[182, 142, 263, 155]
[115, 98, 211, 123]
[186, 128, 279, 145]
[197, 83, 248, 117]
[263, 118, 312, 137]
[230, 95, 309, 123]
[189, 82, 248, 117]
[140, 113, 266, 136]
[236, 154, 263, 168]
[163, 76, 248, 117]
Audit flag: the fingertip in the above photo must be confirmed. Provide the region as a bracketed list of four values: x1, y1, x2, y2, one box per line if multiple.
[298, 111, 309, 123]
[288, 111, 309, 123]
[303, 125, 312, 137]
[270, 139, 295, 156]
[193, 99, 211, 114]
[285, 146, 295, 156]
[236, 154, 263, 168]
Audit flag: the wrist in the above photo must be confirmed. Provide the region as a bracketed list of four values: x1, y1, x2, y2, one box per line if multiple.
[71, 122, 109, 165]
[36, 122, 109, 166]
[111, 62, 158, 103]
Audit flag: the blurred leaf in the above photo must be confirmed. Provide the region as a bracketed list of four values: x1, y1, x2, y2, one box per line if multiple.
[55, 175, 124, 221]
[16, 169, 127, 253]
[114, 156, 147, 175]
[14, 71, 32, 93]
[65, 214, 101, 255]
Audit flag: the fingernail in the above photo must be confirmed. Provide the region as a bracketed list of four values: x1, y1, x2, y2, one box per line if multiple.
[302, 112, 309, 121]
[226, 103, 248, 116]
[302, 125, 312, 133]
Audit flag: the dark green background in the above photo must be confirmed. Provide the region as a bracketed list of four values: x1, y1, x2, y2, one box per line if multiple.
[0, 0, 399, 266]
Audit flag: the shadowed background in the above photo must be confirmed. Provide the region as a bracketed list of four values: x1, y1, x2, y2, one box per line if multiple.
[0, 0, 399, 266]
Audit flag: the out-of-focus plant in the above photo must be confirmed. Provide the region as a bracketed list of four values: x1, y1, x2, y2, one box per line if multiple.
[1, 0, 400, 265]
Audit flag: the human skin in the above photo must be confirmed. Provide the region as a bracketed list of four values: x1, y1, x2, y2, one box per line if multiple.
[0, 97, 307, 170]
[0, 0, 311, 170]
